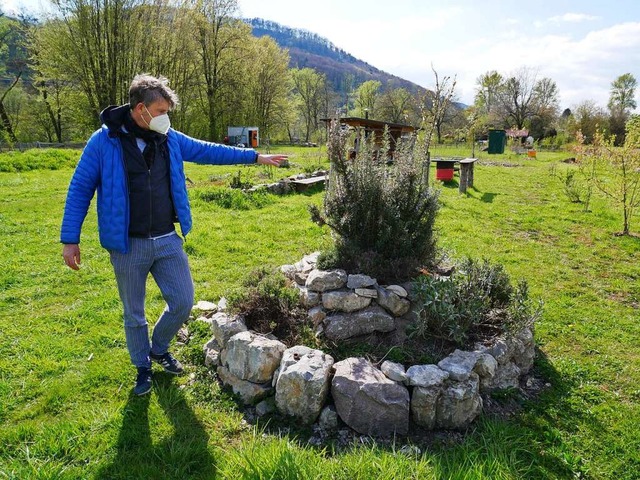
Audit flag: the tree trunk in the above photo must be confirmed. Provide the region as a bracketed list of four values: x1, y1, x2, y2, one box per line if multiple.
[0, 72, 22, 143]
[0, 100, 18, 143]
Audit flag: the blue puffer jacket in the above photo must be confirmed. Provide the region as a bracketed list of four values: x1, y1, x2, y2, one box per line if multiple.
[60, 124, 258, 253]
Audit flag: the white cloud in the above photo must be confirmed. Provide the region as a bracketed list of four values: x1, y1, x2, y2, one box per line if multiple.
[548, 13, 599, 23]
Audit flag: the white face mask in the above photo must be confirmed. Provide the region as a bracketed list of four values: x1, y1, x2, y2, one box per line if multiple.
[143, 105, 171, 134]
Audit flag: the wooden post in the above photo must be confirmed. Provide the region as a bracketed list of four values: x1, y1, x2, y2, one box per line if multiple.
[458, 158, 477, 194]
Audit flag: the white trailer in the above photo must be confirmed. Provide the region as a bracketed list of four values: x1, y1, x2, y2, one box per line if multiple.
[227, 126, 259, 148]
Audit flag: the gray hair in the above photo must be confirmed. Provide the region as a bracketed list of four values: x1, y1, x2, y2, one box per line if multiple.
[129, 74, 179, 110]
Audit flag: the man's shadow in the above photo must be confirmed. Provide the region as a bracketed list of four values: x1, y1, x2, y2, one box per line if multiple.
[96, 373, 216, 479]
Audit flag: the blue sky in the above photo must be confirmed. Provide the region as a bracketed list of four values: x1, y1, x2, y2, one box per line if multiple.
[5, 0, 640, 110]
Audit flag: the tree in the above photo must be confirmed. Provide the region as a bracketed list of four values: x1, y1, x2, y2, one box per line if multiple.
[567, 100, 609, 143]
[353, 80, 380, 118]
[0, 13, 33, 143]
[291, 67, 326, 142]
[575, 115, 640, 235]
[495, 68, 559, 131]
[189, 0, 251, 141]
[41, 0, 144, 121]
[608, 73, 637, 145]
[244, 35, 291, 142]
[421, 66, 457, 144]
[474, 70, 502, 120]
[378, 87, 416, 124]
[608, 73, 637, 113]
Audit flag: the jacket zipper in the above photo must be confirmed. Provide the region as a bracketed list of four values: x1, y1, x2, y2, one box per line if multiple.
[117, 140, 130, 252]
[148, 167, 152, 237]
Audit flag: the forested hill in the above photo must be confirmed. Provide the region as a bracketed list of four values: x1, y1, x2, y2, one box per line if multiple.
[244, 18, 427, 97]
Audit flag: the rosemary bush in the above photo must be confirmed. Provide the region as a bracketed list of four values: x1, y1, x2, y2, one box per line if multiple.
[310, 121, 439, 282]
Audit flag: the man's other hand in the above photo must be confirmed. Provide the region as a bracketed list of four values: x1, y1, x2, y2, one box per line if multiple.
[63, 244, 81, 270]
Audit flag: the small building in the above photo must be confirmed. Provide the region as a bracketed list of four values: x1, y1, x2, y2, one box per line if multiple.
[227, 126, 259, 148]
[321, 117, 416, 157]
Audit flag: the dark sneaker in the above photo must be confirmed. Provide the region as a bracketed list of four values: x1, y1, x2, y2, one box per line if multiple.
[150, 351, 184, 375]
[134, 367, 152, 396]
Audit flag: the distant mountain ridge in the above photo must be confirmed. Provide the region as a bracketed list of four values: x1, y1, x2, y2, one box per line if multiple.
[244, 18, 427, 97]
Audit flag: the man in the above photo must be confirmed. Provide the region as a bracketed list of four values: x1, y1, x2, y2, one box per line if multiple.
[61, 74, 286, 396]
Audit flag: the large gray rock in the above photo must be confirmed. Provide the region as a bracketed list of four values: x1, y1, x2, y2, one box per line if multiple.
[322, 290, 372, 312]
[217, 365, 273, 404]
[223, 331, 286, 383]
[437, 350, 481, 381]
[375, 286, 411, 317]
[210, 312, 247, 348]
[305, 269, 348, 292]
[436, 373, 483, 429]
[406, 364, 450, 388]
[331, 357, 410, 437]
[411, 386, 441, 429]
[275, 346, 334, 424]
[324, 306, 395, 341]
[347, 274, 377, 289]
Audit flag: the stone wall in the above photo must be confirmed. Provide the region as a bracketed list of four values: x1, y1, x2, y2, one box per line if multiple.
[199, 253, 536, 437]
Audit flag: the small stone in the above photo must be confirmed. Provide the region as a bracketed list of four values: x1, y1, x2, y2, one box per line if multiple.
[347, 274, 377, 289]
[193, 300, 217, 312]
[318, 405, 340, 430]
[217, 297, 228, 311]
[305, 269, 348, 292]
[308, 306, 326, 326]
[381, 361, 407, 383]
[194, 315, 213, 325]
[355, 288, 378, 298]
[438, 350, 481, 381]
[322, 290, 372, 312]
[406, 364, 449, 388]
[255, 397, 277, 416]
[398, 445, 421, 456]
[280, 264, 297, 280]
[386, 285, 408, 298]
[176, 327, 189, 344]
[294, 271, 309, 285]
[299, 287, 321, 307]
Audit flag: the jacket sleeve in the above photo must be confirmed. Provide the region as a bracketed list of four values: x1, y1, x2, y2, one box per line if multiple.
[172, 129, 258, 165]
[60, 131, 102, 244]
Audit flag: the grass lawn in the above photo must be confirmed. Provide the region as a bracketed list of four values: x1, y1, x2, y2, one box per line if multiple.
[0, 144, 638, 479]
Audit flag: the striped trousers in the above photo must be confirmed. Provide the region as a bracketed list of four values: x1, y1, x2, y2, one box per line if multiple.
[109, 233, 194, 369]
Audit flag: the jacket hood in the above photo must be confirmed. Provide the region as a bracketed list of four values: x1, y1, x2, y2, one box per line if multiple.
[100, 104, 132, 135]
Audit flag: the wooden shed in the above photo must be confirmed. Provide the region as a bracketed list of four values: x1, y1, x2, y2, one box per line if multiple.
[321, 117, 416, 157]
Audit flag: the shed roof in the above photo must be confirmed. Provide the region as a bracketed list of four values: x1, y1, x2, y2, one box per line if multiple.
[321, 117, 416, 132]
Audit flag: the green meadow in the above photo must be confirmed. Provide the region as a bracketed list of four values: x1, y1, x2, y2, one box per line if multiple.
[0, 144, 638, 479]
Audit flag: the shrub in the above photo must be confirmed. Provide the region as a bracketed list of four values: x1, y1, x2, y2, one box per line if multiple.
[309, 121, 439, 282]
[226, 268, 306, 345]
[195, 186, 274, 210]
[0, 148, 79, 172]
[549, 162, 594, 210]
[410, 258, 541, 346]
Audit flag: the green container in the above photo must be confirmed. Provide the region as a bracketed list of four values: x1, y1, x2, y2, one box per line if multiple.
[488, 129, 506, 154]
